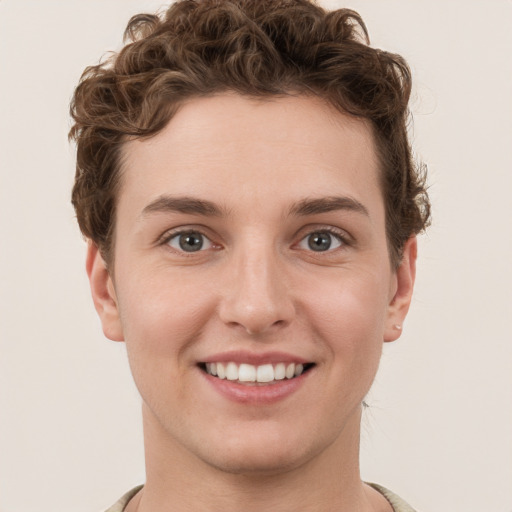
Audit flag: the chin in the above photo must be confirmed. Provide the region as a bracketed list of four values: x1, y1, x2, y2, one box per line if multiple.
[202, 445, 308, 477]
[194, 423, 327, 477]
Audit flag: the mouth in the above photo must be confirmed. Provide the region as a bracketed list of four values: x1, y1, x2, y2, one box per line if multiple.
[198, 361, 315, 385]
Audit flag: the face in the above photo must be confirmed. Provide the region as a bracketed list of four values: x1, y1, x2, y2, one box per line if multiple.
[88, 93, 416, 476]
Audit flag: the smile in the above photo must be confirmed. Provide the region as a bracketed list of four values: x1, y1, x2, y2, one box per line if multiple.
[201, 362, 314, 384]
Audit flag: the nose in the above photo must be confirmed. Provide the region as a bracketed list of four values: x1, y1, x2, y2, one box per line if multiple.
[218, 243, 295, 336]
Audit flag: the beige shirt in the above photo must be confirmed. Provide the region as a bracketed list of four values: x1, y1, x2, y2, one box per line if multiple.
[103, 483, 417, 512]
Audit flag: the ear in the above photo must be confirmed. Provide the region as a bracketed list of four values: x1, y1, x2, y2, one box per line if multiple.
[86, 241, 124, 342]
[384, 237, 417, 342]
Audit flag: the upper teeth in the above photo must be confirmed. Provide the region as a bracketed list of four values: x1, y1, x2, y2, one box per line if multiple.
[205, 362, 305, 383]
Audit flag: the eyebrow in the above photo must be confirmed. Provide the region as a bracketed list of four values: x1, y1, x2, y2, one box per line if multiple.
[289, 196, 369, 217]
[140, 196, 225, 218]
[139, 194, 369, 220]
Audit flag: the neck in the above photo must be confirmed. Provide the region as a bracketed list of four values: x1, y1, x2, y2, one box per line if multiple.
[130, 403, 385, 512]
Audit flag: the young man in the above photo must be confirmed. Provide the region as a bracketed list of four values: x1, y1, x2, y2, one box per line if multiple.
[70, 1, 430, 510]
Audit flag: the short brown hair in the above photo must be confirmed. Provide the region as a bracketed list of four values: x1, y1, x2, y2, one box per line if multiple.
[70, 0, 430, 268]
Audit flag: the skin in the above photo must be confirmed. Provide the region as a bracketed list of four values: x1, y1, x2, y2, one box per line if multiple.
[87, 93, 416, 512]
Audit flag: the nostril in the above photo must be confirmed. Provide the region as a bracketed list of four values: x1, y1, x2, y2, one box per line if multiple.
[244, 318, 290, 336]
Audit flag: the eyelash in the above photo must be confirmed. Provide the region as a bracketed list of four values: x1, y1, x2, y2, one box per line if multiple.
[159, 226, 350, 254]
[160, 228, 216, 254]
[297, 227, 349, 253]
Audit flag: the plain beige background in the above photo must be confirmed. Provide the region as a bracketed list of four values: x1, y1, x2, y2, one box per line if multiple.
[1, 1, 511, 511]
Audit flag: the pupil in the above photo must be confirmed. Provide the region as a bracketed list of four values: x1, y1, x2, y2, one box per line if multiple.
[179, 233, 203, 252]
[308, 232, 331, 251]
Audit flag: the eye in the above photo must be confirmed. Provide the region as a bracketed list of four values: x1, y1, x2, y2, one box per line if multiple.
[298, 230, 343, 252]
[166, 231, 213, 253]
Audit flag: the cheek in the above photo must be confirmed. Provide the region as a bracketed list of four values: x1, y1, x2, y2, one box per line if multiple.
[308, 266, 389, 322]
[114, 271, 218, 416]
[302, 270, 390, 368]
[119, 267, 204, 330]
[115, 270, 216, 372]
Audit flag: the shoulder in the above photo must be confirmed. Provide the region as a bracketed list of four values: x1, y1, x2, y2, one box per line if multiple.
[367, 482, 418, 512]
[103, 485, 143, 512]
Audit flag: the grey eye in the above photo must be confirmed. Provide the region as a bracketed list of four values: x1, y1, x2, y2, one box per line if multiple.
[167, 232, 212, 252]
[299, 231, 342, 252]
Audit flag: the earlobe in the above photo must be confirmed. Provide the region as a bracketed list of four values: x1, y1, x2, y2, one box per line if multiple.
[86, 241, 124, 342]
[384, 237, 417, 343]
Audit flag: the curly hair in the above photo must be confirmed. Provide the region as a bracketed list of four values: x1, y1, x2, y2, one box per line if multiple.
[70, 0, 430, 268]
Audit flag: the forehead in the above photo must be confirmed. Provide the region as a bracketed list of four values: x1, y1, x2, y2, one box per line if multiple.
[120, 93, 382, 218]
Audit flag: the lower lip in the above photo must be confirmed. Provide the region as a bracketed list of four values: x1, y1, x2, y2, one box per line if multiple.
[201, 369, 311, 404]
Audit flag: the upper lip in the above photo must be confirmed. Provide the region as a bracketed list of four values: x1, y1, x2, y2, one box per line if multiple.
[201, 350, 311, 365]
